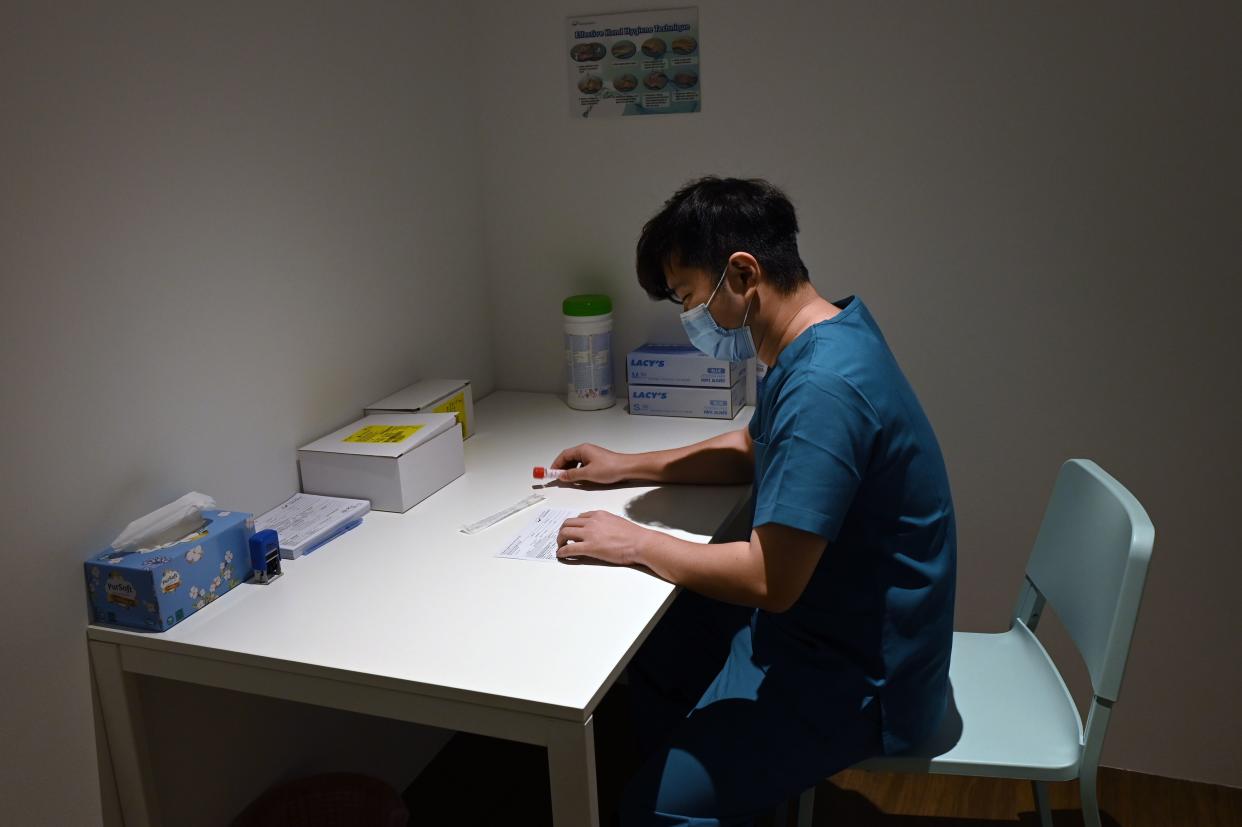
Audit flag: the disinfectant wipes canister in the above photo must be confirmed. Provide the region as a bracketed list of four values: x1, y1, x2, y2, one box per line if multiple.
[563, 294, 614, 410]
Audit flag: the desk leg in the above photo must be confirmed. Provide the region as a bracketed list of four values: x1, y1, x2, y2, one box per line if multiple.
[90, 641, 159, 827]
[547, 715, 600, 827]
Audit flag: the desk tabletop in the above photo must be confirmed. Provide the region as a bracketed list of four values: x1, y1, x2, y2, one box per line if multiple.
[88, 392, 752, 721]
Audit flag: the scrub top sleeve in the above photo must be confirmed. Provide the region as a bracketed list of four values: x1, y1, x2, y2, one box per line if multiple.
[752, 374, 879, 541]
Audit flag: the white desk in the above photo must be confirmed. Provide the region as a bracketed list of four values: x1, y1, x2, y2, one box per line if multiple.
[89, 391, 752, 826]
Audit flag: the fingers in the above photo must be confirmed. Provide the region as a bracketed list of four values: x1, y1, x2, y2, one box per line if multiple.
[557, 542, 590, 560]
[556, 521, 587, 548]
[551, 444, 588, 470]
[554, 511, 625, 562]
[551, 446, 587, 482]
[557, 512, 597, 531]
[554, 515, 597, 542]
[557, 513, 600, 556]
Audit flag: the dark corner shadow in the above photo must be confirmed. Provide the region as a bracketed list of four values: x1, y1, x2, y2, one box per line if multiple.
[623, 485, 745, 538]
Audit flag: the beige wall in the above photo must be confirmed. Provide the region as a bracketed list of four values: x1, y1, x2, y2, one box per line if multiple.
[0, 3, 488, 824]
[474, 0, 1242, 787]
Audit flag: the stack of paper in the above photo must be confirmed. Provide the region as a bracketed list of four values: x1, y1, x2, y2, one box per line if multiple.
[255, 493, 370, 559]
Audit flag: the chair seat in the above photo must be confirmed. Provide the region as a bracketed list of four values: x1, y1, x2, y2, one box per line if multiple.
[858, 622, 1084, 781]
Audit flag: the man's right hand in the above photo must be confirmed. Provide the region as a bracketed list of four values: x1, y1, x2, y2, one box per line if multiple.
[550, 443, 634, 485]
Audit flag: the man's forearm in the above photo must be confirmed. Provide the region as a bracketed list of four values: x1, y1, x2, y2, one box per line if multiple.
[623, 428, 753, 484]
[636, 533, 774, 610]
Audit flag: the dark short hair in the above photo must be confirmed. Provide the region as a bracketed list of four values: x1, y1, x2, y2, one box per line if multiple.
[636, 176, 810, 302]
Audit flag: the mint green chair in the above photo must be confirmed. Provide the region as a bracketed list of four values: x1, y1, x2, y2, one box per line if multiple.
[793, 459, 1155, 827]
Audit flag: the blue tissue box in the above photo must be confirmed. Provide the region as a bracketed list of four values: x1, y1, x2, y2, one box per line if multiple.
[84, 509, 255, 632]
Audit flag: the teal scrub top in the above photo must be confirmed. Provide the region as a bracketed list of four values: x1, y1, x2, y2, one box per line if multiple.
[748, 296, 956, 755]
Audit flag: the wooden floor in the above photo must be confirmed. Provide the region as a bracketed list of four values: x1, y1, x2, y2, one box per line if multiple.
[779, 767, 1242, 827]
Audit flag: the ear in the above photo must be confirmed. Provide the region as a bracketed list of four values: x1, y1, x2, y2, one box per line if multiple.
[726, 252, 762, 295]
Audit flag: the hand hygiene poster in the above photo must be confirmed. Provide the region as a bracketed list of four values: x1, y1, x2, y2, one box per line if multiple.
[567, 7, 700, 118]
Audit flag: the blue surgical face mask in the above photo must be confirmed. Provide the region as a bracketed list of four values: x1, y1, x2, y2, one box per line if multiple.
[679, 264, 757, 362]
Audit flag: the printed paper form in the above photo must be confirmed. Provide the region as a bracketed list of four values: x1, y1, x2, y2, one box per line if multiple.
[255, 493, 369, 557]
[496, 507, 577, 561]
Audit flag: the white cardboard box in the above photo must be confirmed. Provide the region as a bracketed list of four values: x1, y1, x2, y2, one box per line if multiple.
[628, 380, 746, 419]
[627, 344, 747, 388]
[298, 413, 463, 513]
[365, 379, 475, 438]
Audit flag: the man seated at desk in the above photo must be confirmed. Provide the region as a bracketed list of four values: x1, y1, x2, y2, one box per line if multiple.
[552, 176, 957, 827]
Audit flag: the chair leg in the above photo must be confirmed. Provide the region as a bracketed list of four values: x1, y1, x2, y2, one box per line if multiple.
[1031, 780, 1052, 827]
[796, 787, 815, 827]
[1080, 764, 1102, 827]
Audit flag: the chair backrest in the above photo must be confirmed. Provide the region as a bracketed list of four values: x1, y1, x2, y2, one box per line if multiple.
[1023, 459, 1155, 703]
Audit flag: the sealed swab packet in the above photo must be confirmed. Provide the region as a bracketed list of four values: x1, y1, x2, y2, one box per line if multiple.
[460, 493, 545, 535]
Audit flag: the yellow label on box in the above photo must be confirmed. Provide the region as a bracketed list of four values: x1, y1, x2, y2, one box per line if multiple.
[343, 424, 423, 444]
[432, 391, 468, 432]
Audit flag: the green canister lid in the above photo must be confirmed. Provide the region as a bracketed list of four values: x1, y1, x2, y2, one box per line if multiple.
[562, 294, 613, 316]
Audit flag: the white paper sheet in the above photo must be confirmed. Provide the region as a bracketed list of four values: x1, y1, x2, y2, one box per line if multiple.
[495, 507, 577, 561]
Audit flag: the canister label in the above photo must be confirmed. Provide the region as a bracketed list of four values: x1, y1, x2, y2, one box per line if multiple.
[565, 331, 613, 400]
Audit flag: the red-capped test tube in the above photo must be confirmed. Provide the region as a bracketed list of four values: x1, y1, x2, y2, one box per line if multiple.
[532, 466, 567, 481]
